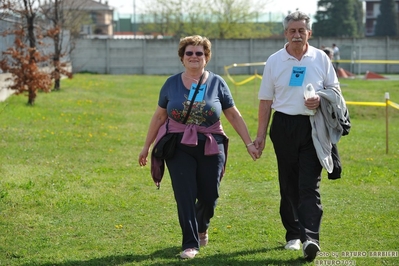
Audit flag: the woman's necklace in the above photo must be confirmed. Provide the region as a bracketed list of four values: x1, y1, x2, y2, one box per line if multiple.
[183, 72, 203, 83]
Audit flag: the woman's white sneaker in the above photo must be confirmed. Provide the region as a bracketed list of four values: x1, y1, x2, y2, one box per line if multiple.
[180, 248, 198, 259]
[285, 239, 301, 250]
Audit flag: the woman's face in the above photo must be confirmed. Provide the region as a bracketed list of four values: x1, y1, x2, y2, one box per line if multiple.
[182, 45, 206, 71]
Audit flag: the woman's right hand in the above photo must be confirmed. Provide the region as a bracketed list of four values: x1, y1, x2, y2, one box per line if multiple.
[138, 106, 168, 167]
[138, 147, 149, 166]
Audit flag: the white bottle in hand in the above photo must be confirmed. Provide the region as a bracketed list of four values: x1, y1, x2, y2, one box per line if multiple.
[304, 83, 316, 115]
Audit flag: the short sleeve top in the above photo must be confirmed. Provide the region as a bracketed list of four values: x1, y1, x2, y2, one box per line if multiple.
[158, 71, 235, 127]
[258, 43, 339, 115]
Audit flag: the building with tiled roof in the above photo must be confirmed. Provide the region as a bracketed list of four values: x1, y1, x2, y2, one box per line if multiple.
[43, 0, 114, 37]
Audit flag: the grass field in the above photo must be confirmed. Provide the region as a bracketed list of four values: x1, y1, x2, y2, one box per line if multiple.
[0, 74, 398, 266]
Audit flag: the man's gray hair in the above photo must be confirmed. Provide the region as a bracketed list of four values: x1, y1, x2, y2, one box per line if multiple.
[283, 11, 312, 31]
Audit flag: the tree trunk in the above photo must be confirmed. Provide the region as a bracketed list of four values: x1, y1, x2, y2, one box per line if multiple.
[53, 55, 61, 91]
[26, 15, 36, 49]
[26, 4, 37, 103]
[53, 21, 61, 90]
[53, 36, 61, 90]
[28, 89, 36, 105]
[54, 70, 60, 91]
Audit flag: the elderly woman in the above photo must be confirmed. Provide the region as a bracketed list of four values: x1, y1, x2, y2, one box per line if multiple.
[138, 35, 259, 259]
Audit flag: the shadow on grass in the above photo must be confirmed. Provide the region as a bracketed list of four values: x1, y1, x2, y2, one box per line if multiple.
[24, 246, 310, 266]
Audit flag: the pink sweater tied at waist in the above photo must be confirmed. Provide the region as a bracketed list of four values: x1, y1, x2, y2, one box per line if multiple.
[150, 118, 229, 187]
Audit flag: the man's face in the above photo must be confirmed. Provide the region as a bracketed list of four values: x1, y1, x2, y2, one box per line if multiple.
[284, 20, 312, 48]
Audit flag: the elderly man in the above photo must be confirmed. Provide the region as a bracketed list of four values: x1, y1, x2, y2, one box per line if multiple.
[255, 11, 341, 262]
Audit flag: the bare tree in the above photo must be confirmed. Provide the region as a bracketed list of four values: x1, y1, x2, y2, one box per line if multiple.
[40, 0, 79, 91]
[0, 1, 14, 20]
[40, 0, 112, 90]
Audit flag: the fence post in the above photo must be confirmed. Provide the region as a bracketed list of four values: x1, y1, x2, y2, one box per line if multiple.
[106, 39, 110, 74]
[385, 92, 390, 154]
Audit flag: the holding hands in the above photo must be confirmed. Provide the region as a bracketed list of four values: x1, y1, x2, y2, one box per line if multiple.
[246, 136, 266, 160]
[254, 136, 265, 152]
[246, 138, 264, 161]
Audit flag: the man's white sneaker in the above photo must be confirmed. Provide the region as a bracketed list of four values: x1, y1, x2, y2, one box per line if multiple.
[303, 240, 320, 262]
[284, 239, 301, 250]
[180, 248, 198, 259]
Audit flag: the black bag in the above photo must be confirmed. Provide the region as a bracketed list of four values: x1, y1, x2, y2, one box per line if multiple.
[152, 133, 177, 159]
[341, 108, 351, 136]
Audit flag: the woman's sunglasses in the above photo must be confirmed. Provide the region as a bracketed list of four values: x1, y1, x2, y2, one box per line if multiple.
[185, 51, 204, 56]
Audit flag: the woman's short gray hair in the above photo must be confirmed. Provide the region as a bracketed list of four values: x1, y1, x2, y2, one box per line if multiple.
[283, 11, 312, 31]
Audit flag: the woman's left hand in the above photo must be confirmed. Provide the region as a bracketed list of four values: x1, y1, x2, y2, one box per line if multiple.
[247, 144, 260, 161]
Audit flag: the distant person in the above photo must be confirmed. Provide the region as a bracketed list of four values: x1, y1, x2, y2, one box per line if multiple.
[138, 35, 259, 259]
[323, 47, 333, 60]
[332, 43, 340, 69]
[255, 11, 343, 262]
[323, 47, 336, 72]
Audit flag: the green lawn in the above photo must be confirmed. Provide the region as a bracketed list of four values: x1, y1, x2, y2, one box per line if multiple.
[0, 74, 398, 266]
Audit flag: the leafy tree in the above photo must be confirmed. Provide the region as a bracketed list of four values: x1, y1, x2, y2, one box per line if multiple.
[374, 0, 398, 36]
[313, 0, 362, 37]
[140, 0, 274, 39]
[140, 0, 186, 39]
[352, 0, 364, 37]
[207, 0, 262, 39]
[0, 27, 52, 105]
[0, 0, 52, 105]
